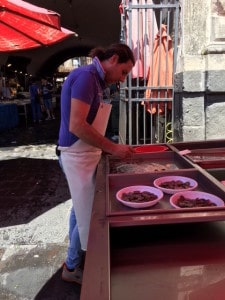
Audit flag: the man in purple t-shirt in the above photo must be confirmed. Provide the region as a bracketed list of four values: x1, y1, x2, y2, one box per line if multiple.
[58, 43, 135, 285]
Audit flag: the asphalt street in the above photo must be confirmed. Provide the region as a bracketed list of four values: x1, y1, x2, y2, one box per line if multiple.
[0, 116, 81, 299]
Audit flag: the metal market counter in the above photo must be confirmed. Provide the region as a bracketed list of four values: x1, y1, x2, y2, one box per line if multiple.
[81, 139, 225, 300]
[0, 99, 31, 129]
[0, 102, 19, 131]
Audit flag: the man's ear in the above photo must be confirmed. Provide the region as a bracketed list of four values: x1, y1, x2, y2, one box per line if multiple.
[109, 54, 119, 65]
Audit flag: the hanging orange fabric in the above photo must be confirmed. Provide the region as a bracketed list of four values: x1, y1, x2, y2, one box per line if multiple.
[143, 24, 173, 114]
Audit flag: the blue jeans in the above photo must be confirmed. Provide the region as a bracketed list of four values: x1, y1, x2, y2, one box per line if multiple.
[65, 207, 82, 269]
[31, 99, 42, 122]
[58, 156, 82, 269]
[43, 98, 53, 110]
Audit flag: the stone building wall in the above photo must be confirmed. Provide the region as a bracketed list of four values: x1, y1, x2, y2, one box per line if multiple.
[174, 0, 225, 142]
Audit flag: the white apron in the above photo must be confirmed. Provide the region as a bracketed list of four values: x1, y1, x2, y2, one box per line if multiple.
[60, 102, 112, 250]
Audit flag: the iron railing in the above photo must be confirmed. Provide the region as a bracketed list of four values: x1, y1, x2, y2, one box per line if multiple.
[119, 0, 180, 145]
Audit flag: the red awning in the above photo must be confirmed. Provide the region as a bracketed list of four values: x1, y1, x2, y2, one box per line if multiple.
[0, 0, 76, 52]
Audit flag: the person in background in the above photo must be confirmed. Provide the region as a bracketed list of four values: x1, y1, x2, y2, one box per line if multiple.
[57, 43, 135, 285]
[41, 77, 55, 120]
[29, 77, 42, 124]
[1, 79, 12, 100]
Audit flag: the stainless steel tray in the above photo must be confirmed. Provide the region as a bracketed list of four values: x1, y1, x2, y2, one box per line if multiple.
[171, 139, 225, 151]
[106, 168, 225, 217]
[207, 168, 225, 182]
[184, 149, 225, 169]
[106, 151, 194, 175]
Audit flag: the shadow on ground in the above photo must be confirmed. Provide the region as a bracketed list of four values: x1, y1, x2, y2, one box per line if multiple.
[0, 157, 70, 227]
[0, 103, 61, 148]
[34, 266, 81, 300]
[0, 119, 60, 148]
[0, 108, 82, 300]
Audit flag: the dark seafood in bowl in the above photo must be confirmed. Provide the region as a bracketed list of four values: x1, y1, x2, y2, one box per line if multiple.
[159, 180, 191, 190]
[176, 195, 217, 208]
[170, 191, 225, 209]
[122, 191, 158, 203]
[116, 185, 163, 208]
[154, 176, 198, 194]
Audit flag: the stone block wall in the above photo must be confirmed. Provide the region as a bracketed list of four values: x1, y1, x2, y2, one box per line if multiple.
[174, 0, 225, 142]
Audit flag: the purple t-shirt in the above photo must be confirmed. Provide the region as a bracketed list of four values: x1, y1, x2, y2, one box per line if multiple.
[58, 57, 107, 147]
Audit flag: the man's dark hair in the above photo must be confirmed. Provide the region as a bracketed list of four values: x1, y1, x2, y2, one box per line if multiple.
[89, 43, 135, 65]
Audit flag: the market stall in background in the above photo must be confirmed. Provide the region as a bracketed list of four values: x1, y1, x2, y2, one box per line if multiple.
[0, 0, 75, 131]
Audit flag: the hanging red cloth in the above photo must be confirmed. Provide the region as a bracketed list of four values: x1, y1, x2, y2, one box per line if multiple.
[143, 24, 173, 114]
[122, 0, 157, 79]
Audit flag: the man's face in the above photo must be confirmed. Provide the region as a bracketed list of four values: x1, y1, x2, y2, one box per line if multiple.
[105, 55, 134, 84]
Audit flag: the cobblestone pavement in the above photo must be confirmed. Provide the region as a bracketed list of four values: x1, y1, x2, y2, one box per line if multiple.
[0, 119, 81, 299]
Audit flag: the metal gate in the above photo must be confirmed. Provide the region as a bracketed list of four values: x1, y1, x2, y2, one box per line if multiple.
[119, 0, 180, 145]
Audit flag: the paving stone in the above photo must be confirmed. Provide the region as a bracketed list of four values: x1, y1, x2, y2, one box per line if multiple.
[0, 117, 81, 300]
